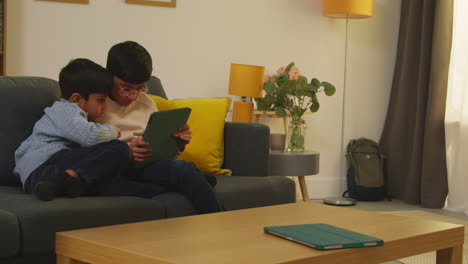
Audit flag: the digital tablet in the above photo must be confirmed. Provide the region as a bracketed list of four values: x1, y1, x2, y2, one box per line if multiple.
[264, 223, 383, 250]
[136, 107, 192, 168]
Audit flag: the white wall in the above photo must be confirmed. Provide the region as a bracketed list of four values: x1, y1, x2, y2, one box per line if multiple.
[6, 0, 401, 199]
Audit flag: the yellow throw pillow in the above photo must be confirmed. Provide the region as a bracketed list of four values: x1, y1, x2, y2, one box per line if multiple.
[149, 95, 232, 175]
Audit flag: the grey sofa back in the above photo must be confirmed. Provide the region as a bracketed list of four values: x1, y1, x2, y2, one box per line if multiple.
[147, 76, 168, 99]
[0, 77, 61, 186]
[0, 76, 168, 187]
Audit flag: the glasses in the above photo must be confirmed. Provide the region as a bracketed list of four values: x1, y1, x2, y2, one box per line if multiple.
[118, 83, 149, 97]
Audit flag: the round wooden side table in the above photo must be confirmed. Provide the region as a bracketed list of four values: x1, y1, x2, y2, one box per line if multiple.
[269, 151, 320, 202]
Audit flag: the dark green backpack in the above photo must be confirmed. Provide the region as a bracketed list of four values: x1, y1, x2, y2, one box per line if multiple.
[344, 138, 386, 201]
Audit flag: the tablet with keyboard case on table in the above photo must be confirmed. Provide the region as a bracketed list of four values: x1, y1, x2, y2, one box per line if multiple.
[264, 223, 384, 250]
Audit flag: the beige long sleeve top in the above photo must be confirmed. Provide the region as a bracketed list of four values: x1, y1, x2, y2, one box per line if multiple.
[96, 94, 157, 144]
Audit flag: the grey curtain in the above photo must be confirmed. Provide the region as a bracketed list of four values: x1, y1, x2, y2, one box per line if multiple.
[379, 0, 452, 208]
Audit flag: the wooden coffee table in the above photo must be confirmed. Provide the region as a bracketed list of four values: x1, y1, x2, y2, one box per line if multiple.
[56, 202, 464, 264]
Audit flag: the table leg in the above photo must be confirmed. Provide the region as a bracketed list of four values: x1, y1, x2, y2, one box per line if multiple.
[436, 245, 463, 264]
[255, 115, 260, 123]
[292, 176, 301, 202]
[297, 176, 310, 202]
[57, 254, 88, 264]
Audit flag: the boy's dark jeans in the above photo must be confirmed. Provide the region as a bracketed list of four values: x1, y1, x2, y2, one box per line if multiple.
[93, 160, 223, 214]
[25, 140, 131, 195]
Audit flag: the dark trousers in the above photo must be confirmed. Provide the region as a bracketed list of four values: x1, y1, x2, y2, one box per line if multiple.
[25, 140, 131, 194]
[93, 160, 223, 214]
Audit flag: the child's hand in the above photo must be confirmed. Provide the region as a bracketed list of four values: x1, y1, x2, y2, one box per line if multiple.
[129, 137, 151, 162]
[133, 131, 144, 137]
[172, 124, 191, 152]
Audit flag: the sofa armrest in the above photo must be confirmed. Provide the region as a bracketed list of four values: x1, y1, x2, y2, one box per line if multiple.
[222, 122, 270, 176]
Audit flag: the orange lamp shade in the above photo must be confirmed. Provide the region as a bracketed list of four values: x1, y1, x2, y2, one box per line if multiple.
[228, 63, 265, 98]
[323, 0, 373, 19]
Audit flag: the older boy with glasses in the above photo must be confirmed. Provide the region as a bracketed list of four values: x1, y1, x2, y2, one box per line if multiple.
[96, 41, 221, 214]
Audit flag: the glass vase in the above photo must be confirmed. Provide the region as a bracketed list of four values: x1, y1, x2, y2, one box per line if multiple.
[287, 119, 306, 152]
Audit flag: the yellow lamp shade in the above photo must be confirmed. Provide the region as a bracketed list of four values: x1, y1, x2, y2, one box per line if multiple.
[228, 63, 265, 98]
[323, 0, 373, 19]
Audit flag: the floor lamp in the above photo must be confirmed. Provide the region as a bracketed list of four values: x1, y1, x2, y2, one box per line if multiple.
[322, 0, 373, 206]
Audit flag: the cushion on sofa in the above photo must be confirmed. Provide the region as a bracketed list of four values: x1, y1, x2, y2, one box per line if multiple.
[0, 186, 166, 255]
[149, 95, 232, 176]
[0, 209, 20, 258]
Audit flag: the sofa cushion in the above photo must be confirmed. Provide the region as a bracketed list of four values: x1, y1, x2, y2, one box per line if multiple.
[152, 175, 296, 215]
[214, 175, 296, 210]
[0, 186, 166, 255]
[0, 209, 20, 258]
[0, 77, 61, 186]
[152, 192, 198, 218]
[150, 95, 232, 175]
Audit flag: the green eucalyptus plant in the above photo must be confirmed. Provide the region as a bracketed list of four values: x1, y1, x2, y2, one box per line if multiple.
[255, 62, 336, 151]
[255, 62, 336, 122]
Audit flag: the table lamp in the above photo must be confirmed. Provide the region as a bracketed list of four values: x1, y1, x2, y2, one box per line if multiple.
[228, 63, 265, 123]
[322, 0, 373, 206]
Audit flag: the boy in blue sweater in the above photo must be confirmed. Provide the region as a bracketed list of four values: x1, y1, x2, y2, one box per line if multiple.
[14, 58, 132, 201]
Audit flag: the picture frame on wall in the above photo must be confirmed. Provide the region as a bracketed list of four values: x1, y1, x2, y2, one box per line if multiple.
[126, 0, 176, 8]
[37, 0, 89, 3]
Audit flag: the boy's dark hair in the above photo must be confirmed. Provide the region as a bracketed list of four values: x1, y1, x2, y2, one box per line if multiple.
[106, 41, 153, 84]
[59, 58, 114, 100]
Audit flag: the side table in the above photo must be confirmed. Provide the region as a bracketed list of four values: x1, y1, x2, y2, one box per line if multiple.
[269, 151, 320, 202]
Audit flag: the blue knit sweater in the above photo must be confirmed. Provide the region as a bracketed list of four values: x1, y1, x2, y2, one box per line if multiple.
[14, 99, 119, 186]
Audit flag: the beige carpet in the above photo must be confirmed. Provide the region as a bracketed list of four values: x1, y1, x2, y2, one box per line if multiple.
[383, 210, 467, 264]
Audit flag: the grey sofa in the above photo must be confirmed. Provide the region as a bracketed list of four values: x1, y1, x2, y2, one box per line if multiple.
[0, 76, 296, 264]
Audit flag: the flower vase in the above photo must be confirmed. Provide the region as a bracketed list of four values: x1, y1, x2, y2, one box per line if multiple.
[287, 119, 306, 152]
